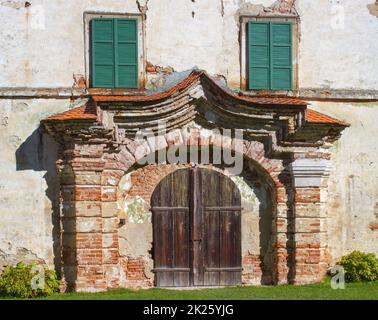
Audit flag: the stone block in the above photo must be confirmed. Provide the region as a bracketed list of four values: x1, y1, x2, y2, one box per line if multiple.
[102, 202, 118, 218]
[295, 217, 326, 233]
[103, 217, 119, 233]
[76, 217, 102, 233]
[75, 186, 101, 201]
[294, 188, 321, 203]
[75, 171, 101, 185]
[102, 233, 118, 248]
[101, 170, 124, 186]
[75, 201, 102, 217]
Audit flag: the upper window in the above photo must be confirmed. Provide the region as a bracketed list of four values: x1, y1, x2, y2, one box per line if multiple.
[248, 21, 292, 90]
[91, 18, 138, 88]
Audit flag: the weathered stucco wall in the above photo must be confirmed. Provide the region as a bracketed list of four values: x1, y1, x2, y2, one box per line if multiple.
[310, 101, 378, 262]
[1, 0, 377, 90]
[0, 0, 377, 273]
[0, 98, 73, 268]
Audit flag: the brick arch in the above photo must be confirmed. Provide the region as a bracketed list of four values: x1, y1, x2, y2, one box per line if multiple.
[63, 131, 296, 291]
[104, 129, 285, 191]
[101, 134, 290, 286]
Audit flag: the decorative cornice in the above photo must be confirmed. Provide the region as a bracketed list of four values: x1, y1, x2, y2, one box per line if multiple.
[41, 70, 349, 155]
[291, 159, 331, 187]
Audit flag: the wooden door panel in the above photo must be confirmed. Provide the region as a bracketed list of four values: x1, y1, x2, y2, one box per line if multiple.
[172, 210, 190, 286]
[203, 210, 220, 286]
[152, 169, 190, 287]
[201, 169, 242, 286]
[153, 210, 174, 287]
[219, 210, 242, 286]
[152, 168, 241, 287]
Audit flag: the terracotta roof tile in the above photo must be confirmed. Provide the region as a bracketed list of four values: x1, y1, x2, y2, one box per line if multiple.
[42, 104, 97, 122]
[41, 71, 348, 127]
[92, 70, 308, 106]
[236, 95, 307, 106]
[305, 109, 350, 126]
[92, 71, 203, 103]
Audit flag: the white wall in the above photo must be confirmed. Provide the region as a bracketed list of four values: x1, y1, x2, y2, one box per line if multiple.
[1, 0, 377, 90]
[310, 101, 378, 261]
[0, 0, 377, 266]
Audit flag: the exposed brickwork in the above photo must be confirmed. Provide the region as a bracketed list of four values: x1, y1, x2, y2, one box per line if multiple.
[50, 111, 337, 291]
[292, 186, 328, 284]
[242, 255, 263, 285]
[121, 256, 153, 288]
[294, 188, 321, 203]
[125, 164, 189, 205]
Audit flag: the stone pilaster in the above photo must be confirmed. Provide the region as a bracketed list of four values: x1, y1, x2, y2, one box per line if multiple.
[275, 186, 291, 284]
[101, 169, 124, 288]
[60, 143, 110, 292]
[291, 159, 330, 284]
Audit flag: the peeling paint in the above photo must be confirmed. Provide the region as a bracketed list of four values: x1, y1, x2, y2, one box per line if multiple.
[136, 0, 149, 14]
[0, 247, 45, 270]
[72, 74, 86, 90]
[232, 176, 259, 205]
[1, 116, 8, 127]
[367, 1, 378, 18]
[123, 197, 150, 224]
[11, 101, 29, 112]
[236, 0, 298, 18]
[8, 135, 22, 148]
[0, 1, 25, 10]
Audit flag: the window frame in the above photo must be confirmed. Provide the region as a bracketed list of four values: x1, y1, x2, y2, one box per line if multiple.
[240, 15, 299, 94]
[84, 12, 145, 91]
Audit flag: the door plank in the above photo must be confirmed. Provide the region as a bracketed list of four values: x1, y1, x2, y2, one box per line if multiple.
[152, 169, 190, 287]
[152, 168, 241, 287]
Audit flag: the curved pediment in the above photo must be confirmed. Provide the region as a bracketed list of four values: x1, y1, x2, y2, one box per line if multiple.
[42, 70, 349, 152]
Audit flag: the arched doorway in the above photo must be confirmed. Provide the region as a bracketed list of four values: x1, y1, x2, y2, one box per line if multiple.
[151, 167, 242, 287]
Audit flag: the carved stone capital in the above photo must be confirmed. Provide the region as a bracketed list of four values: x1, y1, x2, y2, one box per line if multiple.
[291, 159, 331, 187]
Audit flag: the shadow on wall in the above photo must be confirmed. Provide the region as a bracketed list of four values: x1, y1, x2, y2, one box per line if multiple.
[239, 165, 275, 285]
[242, 156, 296, 285]
[15, 127, 62, 279]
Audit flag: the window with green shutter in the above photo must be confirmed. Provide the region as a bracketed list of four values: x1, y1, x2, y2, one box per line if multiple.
[248, 21, 292, 90]
[91, 18, 138, 88]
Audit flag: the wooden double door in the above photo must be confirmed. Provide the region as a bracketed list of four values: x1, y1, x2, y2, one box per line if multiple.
[151, 168, 242, 287]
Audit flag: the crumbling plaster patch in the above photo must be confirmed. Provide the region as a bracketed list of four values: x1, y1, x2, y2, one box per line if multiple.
[367, 1, 378, 18]
[0, 1, 25, 10]
[0, 247, 45, 271]
[236, 0, 298, 17]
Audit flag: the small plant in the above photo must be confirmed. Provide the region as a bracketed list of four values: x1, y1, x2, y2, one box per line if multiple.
[0, 261, 60, 298]
[338, 250, 378, 282]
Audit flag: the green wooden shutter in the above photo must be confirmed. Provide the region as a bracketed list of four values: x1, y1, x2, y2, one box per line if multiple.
[92, 18, 115, 88]
[248, 22, 270, 90]
[115, 19, 138, 88]
[271, 22, 292, 90]
[248, 21, 292, 90]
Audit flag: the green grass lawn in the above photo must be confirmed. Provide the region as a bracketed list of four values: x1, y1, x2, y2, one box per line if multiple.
[36, 279, 378, 300]
[1, 279, 377, 300]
